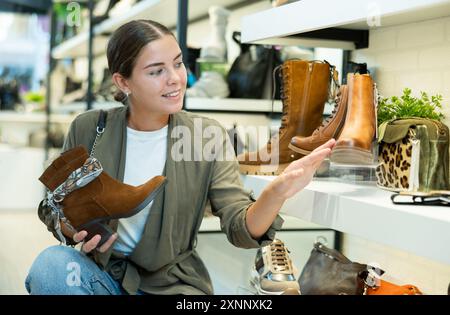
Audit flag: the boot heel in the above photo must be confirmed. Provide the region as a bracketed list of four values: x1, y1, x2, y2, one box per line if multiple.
[79, 221, 114, 248]
[330, 146, 374, 165]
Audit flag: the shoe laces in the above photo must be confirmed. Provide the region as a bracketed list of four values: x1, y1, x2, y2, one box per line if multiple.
[312, 88, 342, 135]
[268, 64, 289, 144]
[269, 240, 293, 273]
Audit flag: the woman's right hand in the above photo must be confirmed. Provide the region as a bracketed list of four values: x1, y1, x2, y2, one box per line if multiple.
[73, 231, 118, 254]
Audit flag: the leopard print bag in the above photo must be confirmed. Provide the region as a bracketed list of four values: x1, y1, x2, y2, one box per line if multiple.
[376, 118, 450, 192]
[376, 128, 420, 191]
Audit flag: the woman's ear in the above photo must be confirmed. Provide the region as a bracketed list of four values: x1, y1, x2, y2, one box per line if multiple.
[112, 73, 131, 94]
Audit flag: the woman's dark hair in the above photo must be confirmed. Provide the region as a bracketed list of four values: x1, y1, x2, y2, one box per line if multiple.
[107, 20, 174, 104]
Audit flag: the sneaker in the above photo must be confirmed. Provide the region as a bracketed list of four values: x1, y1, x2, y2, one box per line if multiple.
[250, 239, 301, 295]
[186, 71, 229, 98]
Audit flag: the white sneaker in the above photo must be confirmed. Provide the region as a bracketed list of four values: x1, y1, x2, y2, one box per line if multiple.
[200, 6, 231, 62]
[250, 239, 301, 295]
[186, 71, 229, 98]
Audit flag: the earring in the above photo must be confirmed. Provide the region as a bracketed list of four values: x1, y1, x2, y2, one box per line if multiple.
[125, 91, 130, 98]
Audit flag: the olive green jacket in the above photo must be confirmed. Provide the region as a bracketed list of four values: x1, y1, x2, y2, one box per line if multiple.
[38, 105, 283, 295]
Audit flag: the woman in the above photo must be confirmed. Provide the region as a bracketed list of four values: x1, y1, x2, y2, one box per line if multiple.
[26, 20, 335, 295]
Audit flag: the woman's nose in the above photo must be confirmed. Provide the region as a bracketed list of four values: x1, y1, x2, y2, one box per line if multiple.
[167, 67, 181, 85]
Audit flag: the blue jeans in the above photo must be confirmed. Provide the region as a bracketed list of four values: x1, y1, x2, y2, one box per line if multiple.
[25, 245, 126, 295]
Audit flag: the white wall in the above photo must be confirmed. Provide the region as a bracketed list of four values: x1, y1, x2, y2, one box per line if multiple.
[351, 15, 450, 126]
[345, 16, 450, 295]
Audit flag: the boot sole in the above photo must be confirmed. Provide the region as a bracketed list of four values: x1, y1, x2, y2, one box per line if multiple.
[238, 163, 290, 176]
[77, 178, 167, 248]
[249, 269, 297, 295]
[330, 146, 374, 165]
[288, 143, 313, 156]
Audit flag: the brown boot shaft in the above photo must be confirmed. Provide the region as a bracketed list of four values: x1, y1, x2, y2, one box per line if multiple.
[284, 60, 332, 137]
[61, 173, 166, 228]
[39, 146, 89, 191]
[237, 60, 332, 175]
[336, 73, 375, 151]
[330, 73, 376, 165]
[290, 85, 348, 155]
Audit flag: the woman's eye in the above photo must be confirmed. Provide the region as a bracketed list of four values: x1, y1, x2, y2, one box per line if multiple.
[175, 61, 184, 68]
[149, 69, 163, 76]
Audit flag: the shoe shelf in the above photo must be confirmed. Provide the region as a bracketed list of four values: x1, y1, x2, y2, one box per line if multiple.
[185, 97, 334, 115]
[52, 0, 248, 59]
[52, 101, 121, 114]
[241, 175, 450, 265]
[0, 110, 75, 125]
[199, 213, 323, 233]
[185, 97, 283, 114]
[241, 0, 450, 49]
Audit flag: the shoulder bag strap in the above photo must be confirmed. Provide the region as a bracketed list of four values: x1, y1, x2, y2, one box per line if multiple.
[90, 109, 108, 157]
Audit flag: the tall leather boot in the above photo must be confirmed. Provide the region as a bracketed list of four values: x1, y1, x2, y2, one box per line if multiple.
[39, 145, 166, 247]
[289, 85, 348, 155]
[330, 73, 376, 165]
[237, 60, 332, 175]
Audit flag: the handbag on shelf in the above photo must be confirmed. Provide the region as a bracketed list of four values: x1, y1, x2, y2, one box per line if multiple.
[226, 31, 282, 99]
[366, 279, 422, 295]
[376, 117, 450, 192]
[298, 242, 383, 295]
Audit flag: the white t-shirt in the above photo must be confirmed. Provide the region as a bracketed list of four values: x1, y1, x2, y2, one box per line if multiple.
[113, 125, 168, 255]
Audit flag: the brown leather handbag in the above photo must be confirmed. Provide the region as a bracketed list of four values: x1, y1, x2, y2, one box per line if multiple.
[367, 280, 422, 295]
[298, 242, 381, 295]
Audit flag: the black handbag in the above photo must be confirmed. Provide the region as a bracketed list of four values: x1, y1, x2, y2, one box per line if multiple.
[227, 32, 281, 99]
[299, 242, 383, 295]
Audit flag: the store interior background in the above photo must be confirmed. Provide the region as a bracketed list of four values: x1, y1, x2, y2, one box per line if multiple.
[1, 0, 450, 294]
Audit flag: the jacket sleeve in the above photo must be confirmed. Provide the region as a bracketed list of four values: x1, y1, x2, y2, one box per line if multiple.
[207, 125, 284, 249]
[36, 119, 78, 246]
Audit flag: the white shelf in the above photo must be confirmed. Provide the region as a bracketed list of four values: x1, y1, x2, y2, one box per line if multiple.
[53, 101, 122, 114]
[241, 175, 450, 265]
[52, 0, 246, 59]
[241, 0, 450, 47]
[199, 213, 323, 232]
[185, 97, 282, 113]
[185, 97, 334, 115]
[0, 111, 75, 125]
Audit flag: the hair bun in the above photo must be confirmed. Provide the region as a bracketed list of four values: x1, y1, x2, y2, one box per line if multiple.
[114, 90, 127, 105]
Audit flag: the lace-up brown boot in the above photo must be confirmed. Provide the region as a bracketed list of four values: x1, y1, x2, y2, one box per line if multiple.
[289, 85, 349, 155]
[330, 73, 376, 165]
[39, 145, 166, 247]
[237, 60, 332, 175]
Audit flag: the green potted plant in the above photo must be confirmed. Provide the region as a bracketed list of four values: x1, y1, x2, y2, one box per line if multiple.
[377, 88, 444, 126]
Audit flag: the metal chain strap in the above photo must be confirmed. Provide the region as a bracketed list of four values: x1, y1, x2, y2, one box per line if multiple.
[90, 126, 105, 157]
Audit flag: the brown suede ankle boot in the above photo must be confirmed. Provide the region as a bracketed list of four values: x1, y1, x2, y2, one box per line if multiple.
[237, 60, 332, 175]
[289, 85, 348, 155]
[330, 73, 376, 165]
[39, 145, 166, 247]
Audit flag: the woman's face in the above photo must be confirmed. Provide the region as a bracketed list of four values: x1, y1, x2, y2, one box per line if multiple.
[126, 34, 187, 114]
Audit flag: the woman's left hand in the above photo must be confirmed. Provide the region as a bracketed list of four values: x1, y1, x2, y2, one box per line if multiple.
[268, 139, 336, 201]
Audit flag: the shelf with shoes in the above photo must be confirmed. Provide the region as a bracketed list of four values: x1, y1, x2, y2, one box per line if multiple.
[185, 97, 282, 114]
[0, 110, 75, 125]
[241, 0, 450, 48]
[187, 97, 335, 115]
[199, 213, 323, 232]
[52, 0, 251, 59]
[241, 175, 450, 266]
